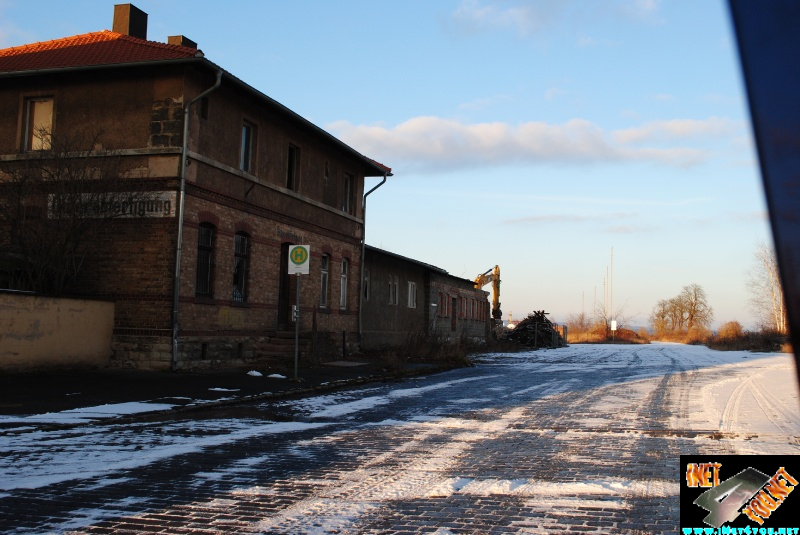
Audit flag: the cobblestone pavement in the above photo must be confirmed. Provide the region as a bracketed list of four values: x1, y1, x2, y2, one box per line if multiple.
[1, 344, 798, 534]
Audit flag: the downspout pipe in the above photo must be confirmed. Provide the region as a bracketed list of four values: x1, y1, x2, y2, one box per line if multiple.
[358, 172, 388, 342]
[172, 70, 222, 371]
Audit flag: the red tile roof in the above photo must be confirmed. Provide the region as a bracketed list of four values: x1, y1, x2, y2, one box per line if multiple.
[0, 28, 392, 175]
[0, 30, 202, 73]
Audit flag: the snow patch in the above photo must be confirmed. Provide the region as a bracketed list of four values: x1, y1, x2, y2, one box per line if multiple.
[0, 401, 176, 424]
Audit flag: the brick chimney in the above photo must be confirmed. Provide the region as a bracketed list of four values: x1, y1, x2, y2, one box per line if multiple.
[168, 35, 198, 49]
[113, 4, 148, 40]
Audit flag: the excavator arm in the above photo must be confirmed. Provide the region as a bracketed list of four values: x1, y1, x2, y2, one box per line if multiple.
[475, 265, 502, 321]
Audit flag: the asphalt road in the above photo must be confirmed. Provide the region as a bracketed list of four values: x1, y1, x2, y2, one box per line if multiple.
[1, 343, 798, 534]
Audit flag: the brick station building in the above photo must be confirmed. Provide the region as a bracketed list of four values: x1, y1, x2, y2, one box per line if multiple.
[0, 5, 391, 370]
[361, 246, 491, 351]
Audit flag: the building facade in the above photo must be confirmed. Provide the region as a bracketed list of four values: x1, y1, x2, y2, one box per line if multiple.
[361, 246, 490, 351]
[0, 5, 390, 370]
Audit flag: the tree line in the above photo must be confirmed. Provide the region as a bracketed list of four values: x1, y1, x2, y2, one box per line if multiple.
[649, 283, 713, 338]
[565, 242, 789, 348]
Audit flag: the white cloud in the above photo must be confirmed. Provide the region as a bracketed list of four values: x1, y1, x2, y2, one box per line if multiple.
[612, 117, 739, 144]
[653, 93, 676, 102]
[577, 35, 620, 48]
[328, 116, 712, 173]
[451, 0, 563, 37]
[450, 0, 663, 37]
[544, 86, 566, 100]
[502, 213, 657, 234]
[619, 0, 663, 22]
[458, 94, 512, 112]
[604, 224, 654, 234]
[503, 212, 637, 225]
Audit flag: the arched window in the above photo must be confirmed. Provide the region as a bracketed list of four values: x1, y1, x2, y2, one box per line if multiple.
[196, 223, 215, 297]
[232, 232, 249, 302]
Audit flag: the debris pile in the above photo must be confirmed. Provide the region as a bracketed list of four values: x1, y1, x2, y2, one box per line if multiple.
[503, 310, 567, 348]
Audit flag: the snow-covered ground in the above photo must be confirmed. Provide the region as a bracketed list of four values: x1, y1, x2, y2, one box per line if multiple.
[1, 343, 798, 534]
[1, 343, 798, 492]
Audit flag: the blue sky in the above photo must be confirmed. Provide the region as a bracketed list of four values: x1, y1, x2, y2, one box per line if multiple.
[1, 1, 771, 329]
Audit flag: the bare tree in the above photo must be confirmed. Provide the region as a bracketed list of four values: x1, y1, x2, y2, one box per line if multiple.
[748, 242, 787, 334]
[0, 128, 156, 295]
[649, 284, 713, 335]
[650, 299, 670, 336]
[680, 283, 714, 332]
[666, 296, 686, 332]
[592, 298, 636, 336]
[566, 311, 591, 335]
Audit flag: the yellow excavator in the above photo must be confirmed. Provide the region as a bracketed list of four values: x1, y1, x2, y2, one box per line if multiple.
[474, 265, 502, 325]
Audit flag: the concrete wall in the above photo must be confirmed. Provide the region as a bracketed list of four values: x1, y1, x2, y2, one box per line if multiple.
[0, 292, 114, 372]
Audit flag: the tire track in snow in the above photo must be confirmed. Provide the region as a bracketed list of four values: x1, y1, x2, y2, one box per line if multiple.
[720, 362, 797, 438]
[721, 370, 760, 434]
[248, 407, 529, 534]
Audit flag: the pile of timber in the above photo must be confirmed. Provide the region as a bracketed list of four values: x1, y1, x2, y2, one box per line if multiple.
[504, 310, 567, 348]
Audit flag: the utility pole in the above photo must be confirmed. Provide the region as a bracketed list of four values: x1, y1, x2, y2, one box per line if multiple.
[610, 247, 615, 341]
[610, 247, 614, 326]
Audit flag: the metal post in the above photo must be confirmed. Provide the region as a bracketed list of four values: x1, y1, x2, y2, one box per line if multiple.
[172, 70, 222, 371]
[294, 273, 300, 380]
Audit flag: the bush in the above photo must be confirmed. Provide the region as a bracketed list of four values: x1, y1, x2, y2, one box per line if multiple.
[718, 321, 744, 339]
[566, 323, 649, 344]
[399, 330, 476, 367]
[686, 326, 713, 345]
[706, 328, 792, 353]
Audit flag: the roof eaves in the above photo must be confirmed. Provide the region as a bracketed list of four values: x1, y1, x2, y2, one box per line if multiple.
[0, 30, 390, 177]
[215, 66, 392, 177]
[365, 245, 448, 274]
[0, 56, 204, 78]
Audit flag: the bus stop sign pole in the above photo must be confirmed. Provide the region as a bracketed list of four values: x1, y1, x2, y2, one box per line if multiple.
[288, 245, 310, 381]
[294, 274, 300, 380]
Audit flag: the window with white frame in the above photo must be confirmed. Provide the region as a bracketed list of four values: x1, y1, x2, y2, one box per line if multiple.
[407, 281, 417, 308]
[24, 97, 54, 151]
[339, 258, 349, 309]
